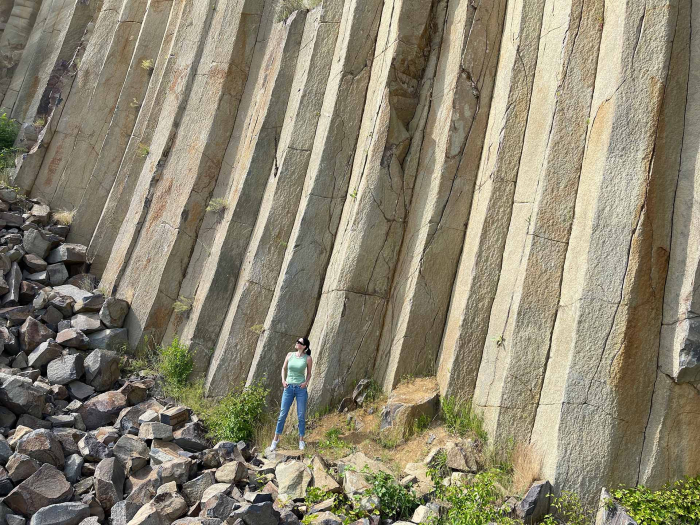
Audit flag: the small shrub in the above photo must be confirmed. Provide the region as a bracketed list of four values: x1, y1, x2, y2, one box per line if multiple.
[432, 469, 518, 525]
[137, 143, 149, 157]
[365, 469, 420, 521]
[542, 491, 592, 525]
[0, 113, 19, 150]
[441, 396, 487, 441]
[427, 449, 449, 485]
[208, 380, 270, 443]
[206, 197, 228, 213]
[34, 117, 45, 127]
[611, 477, 700, 525]
[52, 209, 76, 226]
[157, 337, 193, 388]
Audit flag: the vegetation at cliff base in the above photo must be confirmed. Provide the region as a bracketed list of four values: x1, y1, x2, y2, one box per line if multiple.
[612, 477, 700, 525]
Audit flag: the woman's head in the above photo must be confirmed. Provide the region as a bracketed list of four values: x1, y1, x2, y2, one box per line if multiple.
[296, 336, 311, 356]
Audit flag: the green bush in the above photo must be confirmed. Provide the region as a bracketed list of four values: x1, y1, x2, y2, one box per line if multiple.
[542, 491, 591, 525]
[366, 469, 421, 521]
[157, 337, 193, 388]
[441, 396, 487, 441]
[611, 477, 700, 525]
[432, 469, 518, 525]
[0, 113, 19, 150]
[208, 380, 270, 443]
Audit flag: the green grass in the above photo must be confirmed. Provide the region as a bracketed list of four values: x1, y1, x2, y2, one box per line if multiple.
[441, 396, 487, 441]
[158, 337, 193, 388]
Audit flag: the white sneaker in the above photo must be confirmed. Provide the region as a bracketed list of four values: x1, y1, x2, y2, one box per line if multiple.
[299, 440, 305, 451]
[270, 440, 278, 451]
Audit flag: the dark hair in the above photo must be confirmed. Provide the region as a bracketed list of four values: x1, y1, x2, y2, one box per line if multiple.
[298, 336, 311, 356]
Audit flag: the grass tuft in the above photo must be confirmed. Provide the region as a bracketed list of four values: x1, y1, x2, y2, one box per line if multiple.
[512, 442, 542, 495]
[441, 396, 487, 441]
[53, 209, 76, 226]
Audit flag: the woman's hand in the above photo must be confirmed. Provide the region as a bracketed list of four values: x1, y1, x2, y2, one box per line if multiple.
[300, 382, 307, 389]
[282, 380, 288, 388]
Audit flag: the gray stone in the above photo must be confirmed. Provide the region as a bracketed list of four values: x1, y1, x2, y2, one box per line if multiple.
[173, 421, 209, 452]
[67, 382, 94, 401]
[516, 481, 551, 524]
[594, 489, 638, 525]
[56, 329, 90, 350]
[64, 454, 84, 483]
[6, 454, 40, 483]
[78, 434, 111, 462]
[83, 349, 120, 392]
[0, 435, 12, 463]
[110, 500, 140, 525]
[139, 422, 173, 442]
[23, 255, 46, 272]
[27, 341, 62, 368]
[93, 457, 124, 511]
[228, 502, 280, 525]
[4, 464, 73, 515]
[275, 461, 311, 500]
[16, 429, 64, 468]
[16, 414, 51, 430]
[47, 355, 85, 386]
[29, 502, 89, 525]
[47, 264, 69, 287]
[99, 298, 129, 329]
[19, 317, 55, 352]
[73, 295, 105, 314]
[22, 230, 52, 259]
[181, 471, 216, 507]
[113, 434, 149, 475]
[70, 314, 101, 335]
[87, 328, 128, 350]
[0, 375, 45, 418]
[46, 245, 87, 265]
[200, 493, 235, 520]
[77, 391, 128, 430]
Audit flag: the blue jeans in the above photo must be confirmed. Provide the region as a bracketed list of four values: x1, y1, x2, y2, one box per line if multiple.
[275, 384, 308, 437]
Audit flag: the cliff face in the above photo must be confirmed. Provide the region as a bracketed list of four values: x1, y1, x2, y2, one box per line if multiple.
[2, 0, 698, 501]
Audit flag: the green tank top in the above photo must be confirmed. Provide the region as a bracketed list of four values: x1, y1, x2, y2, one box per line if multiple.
[286, 353, 308, 384]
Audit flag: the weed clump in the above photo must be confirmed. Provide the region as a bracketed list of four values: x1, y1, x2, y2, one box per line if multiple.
[53, 209, 76, 226]
[609, 477, 700, 525]
[157, 337, 193, 388]
[206, 197, 228, 213]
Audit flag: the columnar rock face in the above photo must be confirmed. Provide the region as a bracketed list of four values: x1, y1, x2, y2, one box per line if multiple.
[5, 0, 700, 504]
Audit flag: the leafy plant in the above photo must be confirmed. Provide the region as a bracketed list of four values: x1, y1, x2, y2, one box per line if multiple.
[208, 380, 270, 443]
[541, 491, 591, 525]
[427, 450, 449, 485]
[441, 396, 487, 441]
[137, 143, 149, 157]
[157, 337, 193, 388]
[365, 469, 421, 521]
[432, 469, 518, 525]
[318, 428, 349, 451]
[0, 113, 19, 150]
[611, 477, 700, 525]
[173, 296, 193, 314]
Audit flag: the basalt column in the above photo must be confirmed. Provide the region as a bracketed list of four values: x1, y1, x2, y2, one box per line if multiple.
[11, 0, 103, 193]
[0, 0, 43, 98]
[176, 2, 339, 383]
[98, 0, 217, 294]
[30, 0, 151, 209]
[0, 0, 13, 36]
[373, 0, 506, 392]
[244, 0, 383, 401]
[307, 0, 440, 412]
[112, 0, 269, 349]
[87, 0, 199, 276]
[437, 0, 546, 399]
[471, 0, 603, 445]
[530, 0, 680, 502]
[67, 0, 175, 246]
[639, 0, 700, 490]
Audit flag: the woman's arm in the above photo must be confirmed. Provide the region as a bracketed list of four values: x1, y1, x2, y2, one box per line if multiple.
[281, 354, 290, 387]
[301, 357, 313, 388]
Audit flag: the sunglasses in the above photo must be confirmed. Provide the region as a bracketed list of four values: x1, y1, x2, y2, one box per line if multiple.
[296, 340, 305, 345]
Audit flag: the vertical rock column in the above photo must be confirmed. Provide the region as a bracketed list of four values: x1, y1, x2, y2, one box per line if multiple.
[306, 0, 439, 411]
[173, 4, 334, 383]
[436, 0, 546, 399]
[373, 0, 506, 391]
[67, 0, 176, 246]
[638, 0, 700, 489]
[529, 0, 680, 501]
[87, 0, 198, 275]
[13, 0, 122, 194]
[0, 0, 55, 116]
[98, 0, 217, 293]
[244, 0, 383, 400]
[471, 0, 603, 445]
[112, 0, 268, 349]
[0, 0, 13, 36]
[30, 0, 151, 209]
[0, 0, 43, 98]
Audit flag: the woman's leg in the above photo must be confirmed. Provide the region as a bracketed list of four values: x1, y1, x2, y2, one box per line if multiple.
[296, 387, 308, 438]
[274, 386, 294, 440]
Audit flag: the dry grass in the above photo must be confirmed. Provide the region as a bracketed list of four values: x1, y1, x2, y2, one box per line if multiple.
[512, 442, 542, 495]
[53, 209, 76, 226]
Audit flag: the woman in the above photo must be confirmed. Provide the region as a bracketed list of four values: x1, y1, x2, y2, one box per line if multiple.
[270, 336, 313, 451]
